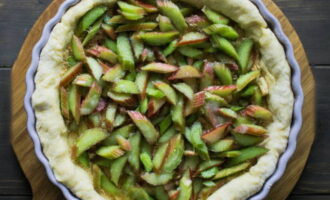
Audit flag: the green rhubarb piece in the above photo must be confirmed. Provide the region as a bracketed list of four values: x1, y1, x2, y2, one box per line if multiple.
[101, 171, 123, 196]
[103, 124, 135, 145]
[241, 85, 258, 97]
[96, 145, 125, 159]
[142, 62, 178, 74]
[172, 83, 194, 100]
[232, 133, 264, 147]
[253, 88, 263, 105]
[82, 19, 102, 46]
[226, 146, 268, 167]
[204, 92, 228, 106]
[154, 186, 169, 200]
[141, 172, 173, 186]
[178, 46, 203, 58]
[203, 24, 239, 40]
[60, 87, 70, 120]
[127, 111, 159, 144]
[117, 34, 135, 72]
[110, 155, 128, 186]
[238, 39, 254, 73]
[147, 87, 165, 98]
[104, 38, 118, 53]
[77, 152, 90, 168]
[171, 95, 185, 133]
[177, 170, 192, 200]
[139, 31, 179, 46]
[159, 126, 176, 143]
[218, 150, 241, 158]
[162, 134, 185, 173]
[73, 73, 93, 87]
[153, 81, 177, 105]
[94, 157, 112, 168]
[116, 22, 157, 32]
[157, 15, 176, 32]
[157, 0, 188, 32]
[71, 36, 86, 61]
[113, 113, 127, 127]
[218, 108, 238, 119]
[214, 63, 233, 85]
[118, 1, 146, 20]
[128, 133, 141, 171]
[113, 80, 139, 94]
[102, 64, 125, 82]
[153, 141, 169, 171]
[200, 167, 218, 179]
[186, 122, 209, 160]
[202, 6, 229, 25]
[86, 57, 103, 80]
[140, 152, 153, 172]
[76, 6, 108, 35]
[131, 35, 144, 60]
[67, 56, 78, 67]
[135, 71, 148, 99]
[76, 128, 108, 156]
[127, 187, 153, 200]
[209, 138, 235, 153]
[87, 45, 118, 63]
[213, 162, 251, 180]
[159, 114, 172, 134]
[163, 40, 178, 57]
[236, 70, 260, 91]
[212, 35, 239, 61]
[68, 84, 80, 123]
[80, 82, 102, 115]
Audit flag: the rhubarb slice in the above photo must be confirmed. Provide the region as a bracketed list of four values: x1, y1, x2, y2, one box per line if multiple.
[201, 123, 231, 144]
[75, 128, 108, 156]
[153, 81, 177, 105]
[142, 62, 178, 73]
[80, 82, 102, 115]
[169, 65, 202, 80]
[157, 0, 188, 32]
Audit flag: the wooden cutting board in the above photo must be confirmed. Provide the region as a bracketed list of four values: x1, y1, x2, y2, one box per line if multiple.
[10, 0, 315, 199]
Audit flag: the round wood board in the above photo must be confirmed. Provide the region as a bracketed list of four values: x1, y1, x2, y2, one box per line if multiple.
[10, 0, 315, 199]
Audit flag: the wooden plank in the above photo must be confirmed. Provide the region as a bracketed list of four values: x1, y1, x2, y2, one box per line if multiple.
[288, 195, 330, 200]
[291, 67, 330, 194]
[0, 68, 31, 196]
[273, 0, 330, 65]
[0, 0, 52, 66]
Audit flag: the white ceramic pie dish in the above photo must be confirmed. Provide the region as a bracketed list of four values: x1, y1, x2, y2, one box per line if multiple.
[24, 0, 304, 199]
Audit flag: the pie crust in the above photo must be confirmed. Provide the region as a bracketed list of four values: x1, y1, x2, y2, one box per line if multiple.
[32, 0, 294, 199]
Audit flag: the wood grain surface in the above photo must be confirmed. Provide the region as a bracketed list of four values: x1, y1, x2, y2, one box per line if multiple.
[9, 0, 315, 200]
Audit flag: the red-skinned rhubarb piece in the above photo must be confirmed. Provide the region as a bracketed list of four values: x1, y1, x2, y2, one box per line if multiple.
[185, 91, 205, 116]
[60, 62, 83, 86]
[98, 61, 111, 74]
[153, 81, 177, 105]
[200, 62, 214, 89]
[233, 124, 267, 136]
[127, 111, 159, 144]
[204, 85, 237, 97]
[202, 123, 231, 144]
[176, 32, 208, 47]
[168, 65, 202, 80]
[60, 87, 70, 120]
[73, 73, 93, 87]
[95, 98, 107, 112]
[116, 135, 132, 151]
[71, 36, 86, 62]
[68, 84, 80, 123]
[102, 24, 117, 40]
[107, 91, 136, 107]
[129, 0, 158, 13]
[102, 64, 125, 82]
[141, 62, 178, 74]
[87, 45, 118, 64]
[80, 82, 102, 115]
[185, 15, 210, 29]
[147, 98, 166, 117]
[241, 105, 272, 121]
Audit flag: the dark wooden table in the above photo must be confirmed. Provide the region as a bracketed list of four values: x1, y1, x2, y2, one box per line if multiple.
[0, 0, 329, 199]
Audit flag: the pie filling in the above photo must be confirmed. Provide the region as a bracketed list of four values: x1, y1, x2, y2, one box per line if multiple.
[59, 1, 273, 199]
